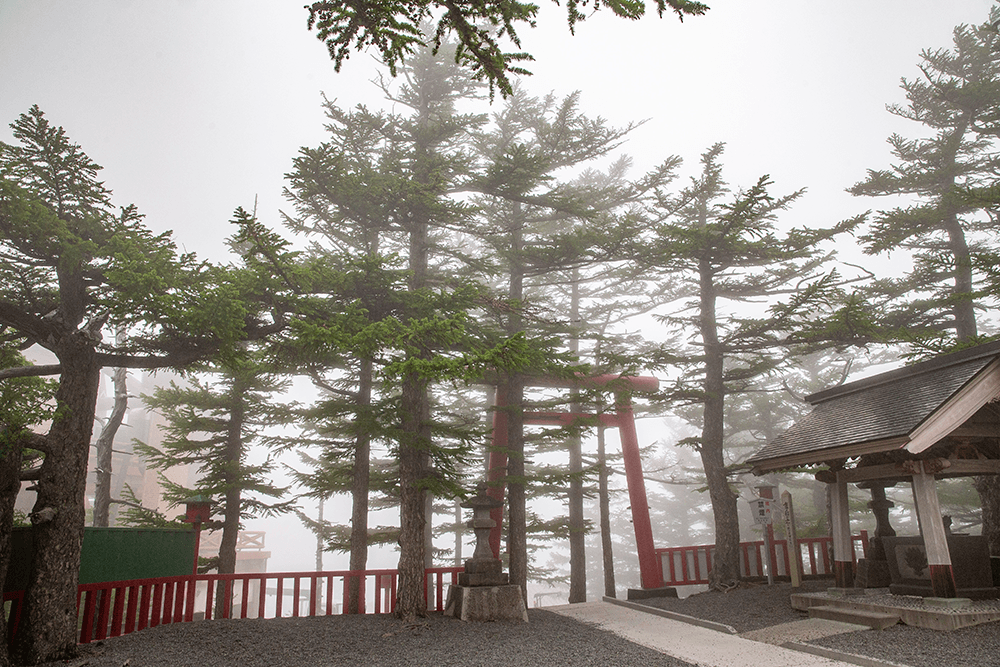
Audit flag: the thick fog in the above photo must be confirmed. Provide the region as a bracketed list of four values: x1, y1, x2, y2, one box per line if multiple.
[1, 0, 993, 592]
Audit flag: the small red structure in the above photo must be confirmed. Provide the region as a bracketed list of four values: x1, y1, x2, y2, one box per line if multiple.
[183, 495, 211, 575]
[484, 374, 662, 590]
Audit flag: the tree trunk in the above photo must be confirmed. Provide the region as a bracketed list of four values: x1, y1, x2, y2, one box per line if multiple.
[93, 366, 127, 527]
[214, 379, 246, 618]
[568, 275, 586, 603]
[597, 421, 616, 598]
[395, 373, 430, 621]
[14, 335, 101, 665]
[942, 203, 1000, 554]
[504, 376, 527, 604]
[424, 490, 435, 568]
[394, 173, 432, 622]
[454, 498, 463, 567]
[568, 415, 585, 602]
[504, 204, 528, 605]
[699, 260, 741, 590]
[347, 358, 373, 613]
[0, 432, 24, 667]
[975, 476, 1000, 556]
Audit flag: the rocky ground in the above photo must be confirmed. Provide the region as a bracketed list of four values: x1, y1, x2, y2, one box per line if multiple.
[39, 610, 695, 667]
[636, 579, 1000, 667]
[31, 580, 1000, 667]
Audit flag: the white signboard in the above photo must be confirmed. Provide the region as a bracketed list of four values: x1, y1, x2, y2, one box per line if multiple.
[750, 497, 773, 525]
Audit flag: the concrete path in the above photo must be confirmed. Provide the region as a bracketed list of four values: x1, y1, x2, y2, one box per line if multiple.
[547, 601, 863, 667]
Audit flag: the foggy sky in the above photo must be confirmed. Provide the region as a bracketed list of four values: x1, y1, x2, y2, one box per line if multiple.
[2, 1, 993, 262]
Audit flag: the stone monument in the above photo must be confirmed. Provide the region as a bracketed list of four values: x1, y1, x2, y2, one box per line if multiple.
[854, 482, 895, 588]
[444, 483, 528, 622]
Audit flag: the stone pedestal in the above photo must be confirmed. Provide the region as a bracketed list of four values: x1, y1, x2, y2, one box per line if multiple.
[444, 584, 528, 622]
[459, 558, 509, 587]
[855, 558, 892, 588]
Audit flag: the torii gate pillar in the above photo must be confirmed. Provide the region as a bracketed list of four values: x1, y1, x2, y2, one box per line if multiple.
[485, 375, 662, 590]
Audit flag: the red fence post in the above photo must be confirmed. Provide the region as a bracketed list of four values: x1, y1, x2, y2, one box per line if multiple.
[124, 585, 139, 635]
[110, 586, 126, 637]
[3, 566, 471, 650]
[260, 576, 269, 619]
[79, 590, 96, 643]
[240, 578, 250, 619]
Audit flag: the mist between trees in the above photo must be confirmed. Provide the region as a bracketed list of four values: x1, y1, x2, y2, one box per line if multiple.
[4, 7, 1000, 666]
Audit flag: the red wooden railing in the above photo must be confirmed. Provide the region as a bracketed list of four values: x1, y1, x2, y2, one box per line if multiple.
[3, 566, 462, 647]
[655, 532, 869, 587]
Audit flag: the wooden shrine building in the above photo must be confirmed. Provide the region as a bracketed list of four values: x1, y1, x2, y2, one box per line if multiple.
[747, 341, 1000, 599]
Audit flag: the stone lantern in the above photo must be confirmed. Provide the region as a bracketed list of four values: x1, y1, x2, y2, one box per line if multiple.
[444, 482, 527, 622]
[458, 483, 507, 587]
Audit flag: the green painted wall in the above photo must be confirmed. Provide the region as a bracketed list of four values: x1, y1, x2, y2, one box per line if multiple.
[5, 526, 195, 591]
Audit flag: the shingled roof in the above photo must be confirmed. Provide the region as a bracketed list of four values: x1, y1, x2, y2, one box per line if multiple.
[747, 341, 1000, 474]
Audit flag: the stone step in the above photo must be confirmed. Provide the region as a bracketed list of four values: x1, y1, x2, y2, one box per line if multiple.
[807, 604, 900, 630]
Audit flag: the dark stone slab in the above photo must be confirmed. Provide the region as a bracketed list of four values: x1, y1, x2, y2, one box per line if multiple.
[855, 558, 892, 588]
[463, 559, 503, 576]
[888, 581, 999, 600]
[884, 535, 994, 589]
[459, 571, 509, 587]
[626, 586, 678, 601]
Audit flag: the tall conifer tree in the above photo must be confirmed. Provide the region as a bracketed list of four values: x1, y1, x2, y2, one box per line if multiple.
[0, 107, 284, 663]
[137, 354, 294, 580]
[851, 11, 1000, 553]
[469, 88, 677, 601]
[639, 144, 853, 589]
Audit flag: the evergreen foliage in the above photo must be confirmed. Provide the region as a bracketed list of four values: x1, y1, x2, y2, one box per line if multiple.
[136, 354, 295, 576]
[637, 144, 856, 589]
[852, 7, 1000, 556]
[851, 12, 1000, 356]
[468, 86, 677, 600]
[305, 0, 708, 98]
[279, 40, 545, 620]
[0, 106, 284, 664]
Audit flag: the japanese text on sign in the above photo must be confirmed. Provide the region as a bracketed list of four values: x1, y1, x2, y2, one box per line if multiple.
[750, 497, 772, 525]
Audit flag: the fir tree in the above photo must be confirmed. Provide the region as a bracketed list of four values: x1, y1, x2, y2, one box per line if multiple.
[0, 107, 284, 664]
[0, 347, 54, 667]
[304, 0, 708, 97]
[851, 13, 1000, 354]
[469, 87, 676, 601]
[851, 9, 1000, 554]
[280, 39, 535, 620]
[639, 144, 855, 589]
[137, 353, 295, 581]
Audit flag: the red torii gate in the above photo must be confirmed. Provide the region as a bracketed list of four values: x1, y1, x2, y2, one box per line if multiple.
[484, 374, 663, 590]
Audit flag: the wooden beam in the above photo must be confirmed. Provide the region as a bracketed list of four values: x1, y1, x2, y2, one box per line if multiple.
[837, 463, 910, 484]
[945, 459, 1000, 475]
[750, 437, 910, 475]
[911, 469, 957, 598]
[818, 457, 1000, 485]
[948, 425, 1000, 439]
[831, 471, 854, 588]
[906, 358, 1000, 454]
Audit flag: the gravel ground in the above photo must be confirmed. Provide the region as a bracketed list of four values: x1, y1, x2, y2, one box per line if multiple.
[43, 610, 697, 667]
[636, 580, 1000, 667]
[33, 582, 1000, 667]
